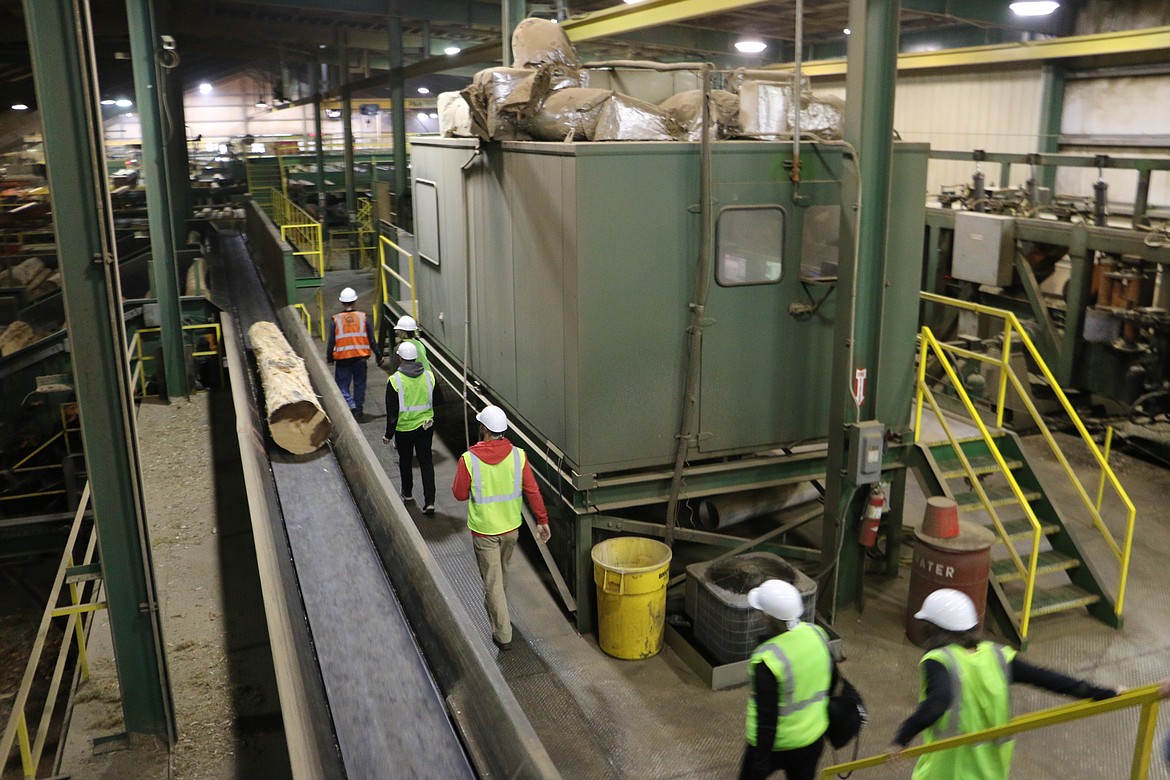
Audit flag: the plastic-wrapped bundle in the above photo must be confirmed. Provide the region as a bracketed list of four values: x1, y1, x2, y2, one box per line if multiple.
[438, 91, 472, 137]
[462, 67, 534, 140]
[511, 17, 580, 69]
[737, 80, 791, 138]
[524, 88, 679, 142]
[792, 92, 845, 139]
[659, 89, 740, 141]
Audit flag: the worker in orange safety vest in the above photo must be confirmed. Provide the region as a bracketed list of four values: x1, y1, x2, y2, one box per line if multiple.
[326, 286, 382, 417]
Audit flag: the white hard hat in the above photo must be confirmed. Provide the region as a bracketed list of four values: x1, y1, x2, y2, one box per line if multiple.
[747, 579, 804, 629]
[476, 405, 509, 433]
[338, 287, 358, 303]
[396, 341, 418, 360]
[914, 588, 978, 632]
[395, 315, 417, 331]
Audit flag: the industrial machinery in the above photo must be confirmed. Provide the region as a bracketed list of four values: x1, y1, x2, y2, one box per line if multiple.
[392, 60, 930, 645]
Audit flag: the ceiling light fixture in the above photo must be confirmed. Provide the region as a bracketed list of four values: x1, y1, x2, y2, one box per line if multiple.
[417, 86, 430, 94]
[255, 100, 269, 108]
[198, 82, 212, 95]
[100, 99, 116, 106]
[734, 39, 767, 54]
[444, 46, 461, 55]
[843, 28, 852, 35]
[1009, 1, 1059, 15]
[622, 0, 645, 4]
[11, 103, 29, 110]
[115, 98, 133, 107]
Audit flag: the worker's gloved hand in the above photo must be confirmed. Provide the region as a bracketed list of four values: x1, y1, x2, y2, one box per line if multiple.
[376, 357, 384, 367]
[382, 435, 393, 445]
[1159, 678, 1170, 699]
[536, 524, 551, 544]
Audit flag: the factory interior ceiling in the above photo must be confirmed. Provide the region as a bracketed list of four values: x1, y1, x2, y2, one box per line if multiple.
[0, 0, 1088, 135]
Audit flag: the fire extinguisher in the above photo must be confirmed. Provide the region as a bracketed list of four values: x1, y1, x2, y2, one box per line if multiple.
[859, 485, 885, 548]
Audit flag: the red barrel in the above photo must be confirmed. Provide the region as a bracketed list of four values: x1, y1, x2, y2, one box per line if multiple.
[906, 519, 996, 647]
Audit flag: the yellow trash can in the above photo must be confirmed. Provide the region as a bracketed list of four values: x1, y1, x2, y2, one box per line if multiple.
[591, 537, 672, 660]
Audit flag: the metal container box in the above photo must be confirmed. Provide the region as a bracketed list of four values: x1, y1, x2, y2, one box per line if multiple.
[952, 212, 1016, 287]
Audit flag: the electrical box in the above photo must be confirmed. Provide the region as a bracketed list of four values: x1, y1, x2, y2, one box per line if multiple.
[847, 420, 885, 485]
[952, 212, 1015, 287]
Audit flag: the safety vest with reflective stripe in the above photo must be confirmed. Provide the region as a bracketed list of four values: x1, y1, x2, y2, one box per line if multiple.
[746, 623, 831, 751]
[332, 311, 371, 360]
[912, 642, 1016, 780]
[461, 447, 525, 536]
[388, 369, 435, 432]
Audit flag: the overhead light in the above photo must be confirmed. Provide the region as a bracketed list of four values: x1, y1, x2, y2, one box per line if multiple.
[115, 98, 133, 107]
[444, 46, 461, 56]
[198, 82, 212, 95]
[622, 0, 645, 4]
[1009, 1, 1059, 15]
[11, 103, 29, 110]
[417, 86, 430, 95]
[318, 43, 327, 49]
[100, 98, 116, 105]
[429, 112, 438, 119]
[734, 39, 767, 54]
[417, 111, 429, 119]
[843, 28, 852, 35]
[255, 100, 269, 108]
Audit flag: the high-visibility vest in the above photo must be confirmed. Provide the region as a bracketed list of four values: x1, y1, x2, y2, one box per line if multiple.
[332, 311, 371, 360]
[388, 370, 435, 432]
[461, 447, 526, 535]
[912, 642, 1016, 780]
[746, 623, 831, 751]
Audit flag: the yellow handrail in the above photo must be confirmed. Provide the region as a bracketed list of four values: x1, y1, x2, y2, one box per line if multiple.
[128, 323, 225, 397]
[269, 188, 324, 277]
[919, 292, 1137, 618]
[0, 483, 103, 778]
[377, 234, 418, 333]
[294, 302, 313, 336]
[915, 327, 1043, 638]
[822, 683, 1165, 778]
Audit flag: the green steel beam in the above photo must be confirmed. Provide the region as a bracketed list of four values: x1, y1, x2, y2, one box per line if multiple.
[312, 58, 328, 241]
[157, 2, 191, 246]
[127, 0, 187, 399]
[388, 0, 408, 202]
[502, 0, 525, 67]
[341, 43, 357, 227]
[821, 0, 901, 615]
[24, 0, 174, 740]
[1037, 63, 1065, 191]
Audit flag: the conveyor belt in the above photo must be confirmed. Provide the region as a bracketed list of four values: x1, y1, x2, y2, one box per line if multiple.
[213, 230, 474, 778]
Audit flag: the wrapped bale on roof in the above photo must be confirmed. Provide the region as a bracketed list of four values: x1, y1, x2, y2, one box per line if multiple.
[659, 89, 740, 141]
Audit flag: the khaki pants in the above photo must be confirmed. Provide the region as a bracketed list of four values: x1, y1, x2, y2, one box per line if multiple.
[472, 529, 519, 644]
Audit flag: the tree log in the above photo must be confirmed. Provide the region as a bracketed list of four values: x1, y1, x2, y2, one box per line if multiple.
[248, 321, 331, 454]
[0, 320, 35, 356]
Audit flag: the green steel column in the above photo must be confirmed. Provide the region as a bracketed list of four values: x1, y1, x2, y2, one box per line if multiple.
[126, 0, 187, 399]
[313, 58, 329, 242]
[341, 43, 357, 228]
[155, 1, 191, 243]
[23, 0, 174, 739]
[388, 0, 408, 206]
[502, 0, 526, 66]
[820, 0, 901, 614]
[1037, 63, 1065, 192]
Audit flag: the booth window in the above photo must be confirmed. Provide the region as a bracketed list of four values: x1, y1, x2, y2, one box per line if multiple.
[415, 179, 441, 267]
[715, 206, 785, 286]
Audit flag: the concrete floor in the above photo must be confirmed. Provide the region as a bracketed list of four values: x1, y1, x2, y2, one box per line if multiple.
[54, 268, 1170, 779]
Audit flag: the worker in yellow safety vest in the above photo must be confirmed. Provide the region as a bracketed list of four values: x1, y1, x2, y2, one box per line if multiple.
[382, 341, 440, 513]
[889, 588, 1119, 779]
[741, 579, 836, 780]
[452, 405, 551, 652]
[393, 314, 430, 372]
[326, 287, 382, 417]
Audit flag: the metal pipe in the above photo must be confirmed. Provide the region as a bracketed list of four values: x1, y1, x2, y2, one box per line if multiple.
[972, 170, 986, 212]
[664, 63, 714, 548]
[792, 0, 803, 187]
[697, 485, 823, 530]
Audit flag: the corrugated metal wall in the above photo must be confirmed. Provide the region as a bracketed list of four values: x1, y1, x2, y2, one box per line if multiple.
[814, 66, 1046, 197]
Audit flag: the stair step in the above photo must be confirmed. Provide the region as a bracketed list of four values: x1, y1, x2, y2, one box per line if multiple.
[955, 486, 1042, 510]
[991, 517, 1061, 541]
[935, 453, 1024, 478]
[1007, 584, 1100, 618]
[991, 550, 1079, 581]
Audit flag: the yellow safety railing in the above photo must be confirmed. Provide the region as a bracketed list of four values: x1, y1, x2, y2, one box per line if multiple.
[823, 683, 1165, 779]
[269, 188, 324, 277]
[329, 197, 376, 269]
[294, 302, 313, 336]
[0, 482, 104, 779]
[376, 234, 418, 334]
[129, 323, 224, 397]
[916, 293, 1137, 625]
[915, 326, 1044, 638]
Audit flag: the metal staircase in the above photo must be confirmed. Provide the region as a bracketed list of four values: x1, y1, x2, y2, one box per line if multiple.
[245, 155, 284, 215]
[915, 432, 1118, 646]
[912, 293, 1135, 648]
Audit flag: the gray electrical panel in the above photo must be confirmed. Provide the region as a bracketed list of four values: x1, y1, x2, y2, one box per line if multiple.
[952, 212, 1015, 287]
[848, 420, 886, 485]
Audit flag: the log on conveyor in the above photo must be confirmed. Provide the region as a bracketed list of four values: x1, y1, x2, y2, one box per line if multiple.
[0, 320, 36, 356]
[248, 321, 332, 454]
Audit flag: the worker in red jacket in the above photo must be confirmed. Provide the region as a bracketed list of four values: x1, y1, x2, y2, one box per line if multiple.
[452, 405, 551, 651]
